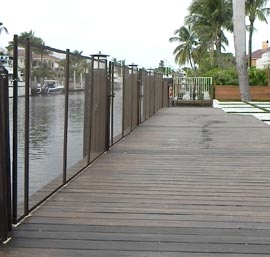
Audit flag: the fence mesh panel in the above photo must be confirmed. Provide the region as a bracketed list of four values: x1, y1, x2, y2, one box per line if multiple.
[7, 37, 170, 223]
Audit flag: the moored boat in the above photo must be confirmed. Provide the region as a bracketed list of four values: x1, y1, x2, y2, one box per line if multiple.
[0, 55, 27, 98]
[41, 80, 64, 95]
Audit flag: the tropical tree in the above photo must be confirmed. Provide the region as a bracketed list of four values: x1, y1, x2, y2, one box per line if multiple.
[155, 60, 174, 75]
[246, 0, 270, 67]
[70, 50, 82, 65]
[233, 0, 250, 101]
[169, 25, 198, 69]
[68, 50, 91, 88]
[185, 0, 233, 68]
[0, 22, 8, 35]
[8, 30, 45, 53]
[18, 30, 44, 45]
[9, 31, 56, 84]
[156, 60, 166, 74]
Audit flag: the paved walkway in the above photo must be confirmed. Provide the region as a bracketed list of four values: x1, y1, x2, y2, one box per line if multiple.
[215, 100, 270, 126]
[1, 107, 270, 256]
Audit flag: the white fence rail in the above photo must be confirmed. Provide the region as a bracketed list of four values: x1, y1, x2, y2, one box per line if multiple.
[172, 77, 213, 101]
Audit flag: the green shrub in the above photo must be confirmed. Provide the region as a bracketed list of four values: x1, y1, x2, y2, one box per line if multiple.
[248, 68, 267, 86]
[198, 67, 268, 86]
[203, 67, 238, 85]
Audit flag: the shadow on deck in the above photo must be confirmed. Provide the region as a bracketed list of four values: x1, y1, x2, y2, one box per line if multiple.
[1, 107, 270, 256]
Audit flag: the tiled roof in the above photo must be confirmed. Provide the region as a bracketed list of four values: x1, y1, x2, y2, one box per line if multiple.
[252, 47, 270, 59]
[18, 49, 61, 61]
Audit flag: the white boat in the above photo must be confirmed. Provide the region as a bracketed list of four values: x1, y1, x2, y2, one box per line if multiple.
[7, 67, 26, 98]
[0, 56, 27, 98]
[31, 83, 42, 95]
[41, 80, 64, 95]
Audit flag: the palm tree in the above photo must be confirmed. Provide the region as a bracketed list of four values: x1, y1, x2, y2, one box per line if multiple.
[8, 30, 45, 52]
[69, 50, 90, 87]
[233, 0, 250, 101]
[20, 31, 49, 63]
[11, 31, 54, 84]
[0, 22, 8, 35]
[169, 25, 198, 69]
[185, 0, 233, 68]
[18, 30, 44, 45]
[246, 0, 270, 67]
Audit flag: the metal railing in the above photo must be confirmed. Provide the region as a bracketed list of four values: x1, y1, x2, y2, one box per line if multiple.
[172, 76, 213, 102]
[4, 35, 170, 228]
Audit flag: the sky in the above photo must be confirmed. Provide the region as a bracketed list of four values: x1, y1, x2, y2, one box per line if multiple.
[0, 0, 269, 69]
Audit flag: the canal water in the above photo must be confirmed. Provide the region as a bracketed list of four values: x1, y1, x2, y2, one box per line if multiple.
[9, 92, 84, 203]
[9, 86, 123, 211]
[6, 70, 156, 209]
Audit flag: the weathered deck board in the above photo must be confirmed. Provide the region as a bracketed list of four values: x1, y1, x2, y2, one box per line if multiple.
[1, 107, 270, 256]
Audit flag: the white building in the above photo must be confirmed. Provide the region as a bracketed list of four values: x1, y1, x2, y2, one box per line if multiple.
[253, 41, 270, 69]
[17, 49, 62, 71]
[256, 51, 270, 69]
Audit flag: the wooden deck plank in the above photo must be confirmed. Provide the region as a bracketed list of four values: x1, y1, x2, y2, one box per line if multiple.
[10, 230, 270, 244]
[0, 248, 268, 257]
[2, 107, 270, 256]
[5, 238, 270, 253]
[11, 223, 270, 235]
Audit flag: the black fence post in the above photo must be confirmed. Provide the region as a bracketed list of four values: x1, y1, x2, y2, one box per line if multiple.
[105, 59, 111, 151]
[24, 38, 31, 217]
[63, 49, 70, 184]
[138, 69, 142, 125]
[122, 65, 126, 138]
[0, 64, 12, 244]
[109, 61, 114, 147]
[12, 35, 18, 223]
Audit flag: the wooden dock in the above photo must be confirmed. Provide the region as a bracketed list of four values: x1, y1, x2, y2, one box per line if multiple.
[1, 107, 270, 256]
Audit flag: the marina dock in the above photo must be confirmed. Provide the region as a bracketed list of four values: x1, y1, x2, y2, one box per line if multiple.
[1, 106, 270, 256]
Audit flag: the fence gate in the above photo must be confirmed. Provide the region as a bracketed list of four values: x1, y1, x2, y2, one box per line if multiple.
[0, 65, 12, 244]
[172, 76, 213, 105]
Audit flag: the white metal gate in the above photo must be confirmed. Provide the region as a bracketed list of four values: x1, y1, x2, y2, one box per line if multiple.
[172, 77, 213, 102]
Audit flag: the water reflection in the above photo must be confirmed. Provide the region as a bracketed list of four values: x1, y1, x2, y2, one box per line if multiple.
[11, 89, 123, 206]
[29, 94, 66, 200]
[10, 92, 85, 204]
[30, 95, 65, 159]
[67, 92, 85, 170]
[112, 76, 123, 143]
